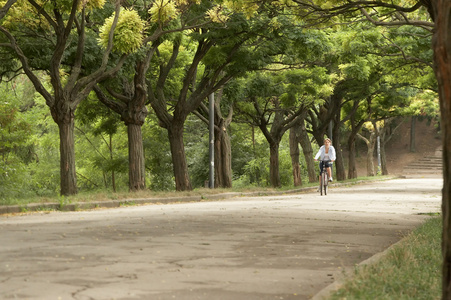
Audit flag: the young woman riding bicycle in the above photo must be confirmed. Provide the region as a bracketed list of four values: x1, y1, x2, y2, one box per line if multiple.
[314, 138, 336, 183]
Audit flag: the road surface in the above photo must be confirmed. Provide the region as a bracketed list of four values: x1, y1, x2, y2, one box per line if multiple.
[0, 178, 442, 300]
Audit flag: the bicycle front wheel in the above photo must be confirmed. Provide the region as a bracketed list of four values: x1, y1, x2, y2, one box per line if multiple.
[323, 175, 327, 195]
[320, 173, 324, 196]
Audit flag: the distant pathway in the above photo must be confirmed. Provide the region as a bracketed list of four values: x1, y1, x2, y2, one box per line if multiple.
[0, 178, 442, 300]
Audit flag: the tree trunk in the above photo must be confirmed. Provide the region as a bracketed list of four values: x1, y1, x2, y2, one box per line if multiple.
[380, 139, 388, 175]
[347, 135, 358, 179]
[380, 125, 389, 176]
[333, 111, 346, 181]
[366, 132, 376, 176]
[269, 142, 281, 188]
[214, 126, 232, 188]
[57, 116, 77, 196]
[289, 125, 302, 187]
[430, 2, 451, 298]
[110, 134, 116, 192]
[347, 106, 366, 180]
[358, 131, 376, 176]
[299, 120, 317, 183]
[410, 116, 416, 152]
[168, 122, 192, 191]
[128, 123, 146, 191]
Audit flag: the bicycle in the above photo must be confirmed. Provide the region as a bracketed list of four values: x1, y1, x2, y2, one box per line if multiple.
[319, 160, 331, 196]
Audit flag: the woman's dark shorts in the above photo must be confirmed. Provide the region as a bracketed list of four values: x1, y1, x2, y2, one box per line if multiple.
[319, 160, 333, 173]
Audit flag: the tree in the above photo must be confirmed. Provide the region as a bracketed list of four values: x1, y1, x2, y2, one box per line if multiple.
[93, 0, 217, 191]
[289, 112, 316, 185]
[147, 3, 309, 191]
[428, 3, 451, 298]
[357, 122, 378, 176]
[0, 0, 129, 195]
[234, 67, 331, 187]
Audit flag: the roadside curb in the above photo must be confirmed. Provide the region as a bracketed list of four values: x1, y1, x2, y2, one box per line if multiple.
[0, 187, 315, 215]
[310, 236, 408, 300]
[0, 178, 396, 216]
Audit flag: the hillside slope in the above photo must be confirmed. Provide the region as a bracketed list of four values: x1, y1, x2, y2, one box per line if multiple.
[355, 117, 442, 177]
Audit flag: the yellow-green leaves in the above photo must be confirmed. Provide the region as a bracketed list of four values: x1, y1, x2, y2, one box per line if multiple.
[223, 0, 258, 19]
[98, 9, 145, 54]
[206, 6, 229, 23]
[174, 0, 201, 6]
[78, 0, 106, 11]
[149, 0, 177, 24]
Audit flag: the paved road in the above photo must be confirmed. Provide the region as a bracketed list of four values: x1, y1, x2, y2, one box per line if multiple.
[0, 178, 442, 300]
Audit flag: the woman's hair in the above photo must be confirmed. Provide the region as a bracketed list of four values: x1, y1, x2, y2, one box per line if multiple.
[324, 138, 332, 143]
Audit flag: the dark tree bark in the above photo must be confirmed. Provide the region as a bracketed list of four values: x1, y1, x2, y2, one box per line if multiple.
[128, 123, 146, 191]
[168, 121, 192, 191]
[428, 2, 451, 298]
[289, 123, 302, 186]
[333, 110, 346, 181]
[269, 142, 281, 188]
[214, 125, 232, 188]
[380, 134, 388, 175]
[258, 108, 285, 188]
[379, 119, 393, 176]
[347, 135, 358, 179]
[57, 113, 77, 195]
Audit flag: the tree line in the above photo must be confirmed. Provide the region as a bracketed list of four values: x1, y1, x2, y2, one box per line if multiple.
[0, 0, 437, 195]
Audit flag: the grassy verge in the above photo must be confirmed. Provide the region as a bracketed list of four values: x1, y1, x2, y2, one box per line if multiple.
[0, 175, 395, 207]
[328, 215, 442, 300]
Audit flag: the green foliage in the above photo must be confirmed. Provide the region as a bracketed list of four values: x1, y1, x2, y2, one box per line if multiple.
[149, 38, 192, 101]
[0, 80, 62, 201]
[230, 123, 298, 188]
[144, 114, 174, 191]
[0, 0, 439, 200]
[76, 96, 129, 191]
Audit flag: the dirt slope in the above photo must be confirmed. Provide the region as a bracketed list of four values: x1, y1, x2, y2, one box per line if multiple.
[354, 117, 442, 177]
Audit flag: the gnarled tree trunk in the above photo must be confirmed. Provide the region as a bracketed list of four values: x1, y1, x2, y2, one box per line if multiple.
[358, 131, 376, 176]
[429, 2, 451, 298]
[128, 123, 146, 191]
[168, 121, 192, 191]
[269, 142, 281, 188]
[214, 124, 232, 188]
[289, 125, 302, 186]
[56, 112, 77, 196]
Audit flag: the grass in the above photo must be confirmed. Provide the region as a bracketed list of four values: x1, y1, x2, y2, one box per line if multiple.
[0, 175, 395, 208]
[328, 216, 442, 300]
